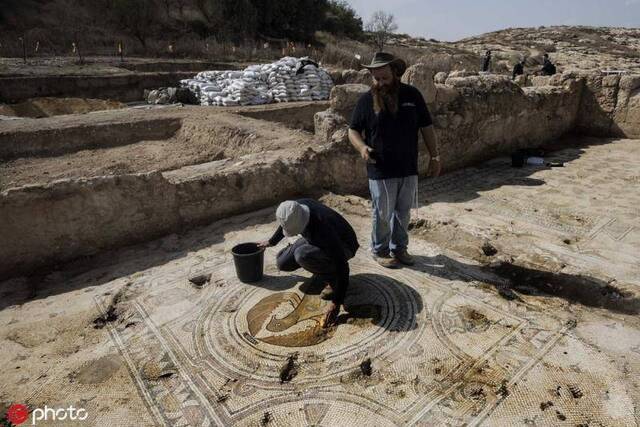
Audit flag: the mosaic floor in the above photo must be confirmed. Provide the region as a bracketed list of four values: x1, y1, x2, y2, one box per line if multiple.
[95, 249, 572, 426]
[1, 138, 639, 426]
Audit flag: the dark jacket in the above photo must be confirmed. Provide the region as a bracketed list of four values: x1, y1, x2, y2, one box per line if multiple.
[269, 199, 359, 302]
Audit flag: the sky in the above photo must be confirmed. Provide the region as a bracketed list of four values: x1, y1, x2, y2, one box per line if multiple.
[345, 0, 640, 42]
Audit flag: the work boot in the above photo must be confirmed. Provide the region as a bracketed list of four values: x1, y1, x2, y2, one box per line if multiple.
[320, 285, 334, 301]
[372, 253, 400, 269]
[392, 250, 415, 266]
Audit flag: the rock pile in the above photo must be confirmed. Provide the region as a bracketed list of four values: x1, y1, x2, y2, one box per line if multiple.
[146, 87, 199, 105]
[180, 57, 334, 106]
[453, 26, 640, 74]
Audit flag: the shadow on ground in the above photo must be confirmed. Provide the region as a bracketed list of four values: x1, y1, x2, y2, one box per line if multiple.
[418, 136, 617, 206]
[407, 254, 640, 315]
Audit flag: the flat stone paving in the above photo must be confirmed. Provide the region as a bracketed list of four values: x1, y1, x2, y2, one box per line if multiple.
[1, 138, 639, 426]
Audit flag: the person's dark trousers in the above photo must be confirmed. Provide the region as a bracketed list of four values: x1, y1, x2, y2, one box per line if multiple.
[276, 238, 353, 304]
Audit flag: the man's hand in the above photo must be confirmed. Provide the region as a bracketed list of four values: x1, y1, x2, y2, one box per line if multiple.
[322, 302, 340, 328]
[257, 240, 272, 249]
[359, 146, 376, 163]
[429, 157, 442, 177]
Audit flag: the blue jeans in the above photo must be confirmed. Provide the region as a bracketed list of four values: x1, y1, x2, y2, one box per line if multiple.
[369, 175, 418, 256]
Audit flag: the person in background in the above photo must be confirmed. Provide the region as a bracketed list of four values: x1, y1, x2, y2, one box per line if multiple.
[512, 59, 525, 80]
[541, 53, 557, 76]
[482, 50, 492, 72]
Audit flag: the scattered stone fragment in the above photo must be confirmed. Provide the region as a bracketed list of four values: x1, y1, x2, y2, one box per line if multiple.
[189, 273, 211, 288]
[279, 353, 298, 383]
[482, 242, 498, 256]
[261, 411, 272, 426]
[360, 358, 373, 377]
[408, 218, 428, 231]
[569, 385, 583, 398]
[92, 288, 125, 329]
[497, 380, 510, 398]
[540, 401, 554, 411]
[469, 386, 486, 400]
[497, 285, 520, 301]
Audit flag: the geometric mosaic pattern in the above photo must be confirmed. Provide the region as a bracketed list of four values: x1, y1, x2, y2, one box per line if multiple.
[96, 251, 570, 426]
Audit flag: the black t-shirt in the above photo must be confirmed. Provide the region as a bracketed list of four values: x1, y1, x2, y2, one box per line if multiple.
[349, 83, 432, 180]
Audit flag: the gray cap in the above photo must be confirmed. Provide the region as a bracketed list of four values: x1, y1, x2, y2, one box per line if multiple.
[276, 201, 310, 237]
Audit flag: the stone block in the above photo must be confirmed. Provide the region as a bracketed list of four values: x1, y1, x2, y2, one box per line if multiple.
[329, 84, 369, 119]
[402, 63, 436, 104]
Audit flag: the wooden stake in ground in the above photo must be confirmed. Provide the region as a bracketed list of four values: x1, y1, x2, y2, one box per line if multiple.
[73, 33, 84, 64]
[118, 41, 124, 62]
[19, 36, 26, 64]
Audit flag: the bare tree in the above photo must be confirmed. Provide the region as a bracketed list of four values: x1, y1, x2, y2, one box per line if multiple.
[366, 10, 398, 51]
[42, 0, 89, 62]
[113, 0, 159, 50]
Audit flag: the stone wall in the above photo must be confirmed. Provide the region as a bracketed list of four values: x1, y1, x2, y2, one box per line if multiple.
[575, 73, 640, 138]
[0, 118, 182, 160]
[0, 143, 366, 278]
[432, 74, 583, 170]
[233, 101, 329, 132]
[316, 72, 583, 172]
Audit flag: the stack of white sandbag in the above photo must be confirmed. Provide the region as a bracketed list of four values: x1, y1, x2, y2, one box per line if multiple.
[180, 57, 334, 106]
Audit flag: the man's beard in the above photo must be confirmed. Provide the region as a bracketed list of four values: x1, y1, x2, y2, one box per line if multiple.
[371, 78, 400, 115]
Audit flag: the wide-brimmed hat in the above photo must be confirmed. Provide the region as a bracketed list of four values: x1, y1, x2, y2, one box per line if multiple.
[361, 52, 407, 76]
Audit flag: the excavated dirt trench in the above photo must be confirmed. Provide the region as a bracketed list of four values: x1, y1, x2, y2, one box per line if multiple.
[0, 107, 318, 191]
[0, 97, 127, 118]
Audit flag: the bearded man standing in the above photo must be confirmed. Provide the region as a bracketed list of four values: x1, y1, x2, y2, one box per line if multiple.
[348, 52, 441, 269]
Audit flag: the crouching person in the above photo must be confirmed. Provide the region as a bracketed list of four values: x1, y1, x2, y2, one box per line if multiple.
[258, 199, 359, 328]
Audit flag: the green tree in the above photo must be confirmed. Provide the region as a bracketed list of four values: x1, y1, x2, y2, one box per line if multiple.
[221, 0, 258, 41]
[322, 0, 363, 40]
[252, 0, 327, 42]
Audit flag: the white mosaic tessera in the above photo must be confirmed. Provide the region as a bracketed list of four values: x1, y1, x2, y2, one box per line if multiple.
[180, 57, 334, 106]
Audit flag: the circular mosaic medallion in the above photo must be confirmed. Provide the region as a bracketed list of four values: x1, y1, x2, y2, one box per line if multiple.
[194, 262, 425, 384]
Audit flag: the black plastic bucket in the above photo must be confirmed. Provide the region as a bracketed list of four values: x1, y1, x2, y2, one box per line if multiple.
[231, 243, 265, 283]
